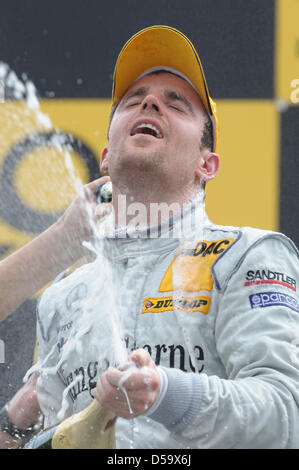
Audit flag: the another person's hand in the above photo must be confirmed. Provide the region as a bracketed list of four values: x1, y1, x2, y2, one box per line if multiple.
[0, 176, 112, 321]
[92, 349, 160, 419]
[0, 374, 41, 449]
[56, 175, 112, 255]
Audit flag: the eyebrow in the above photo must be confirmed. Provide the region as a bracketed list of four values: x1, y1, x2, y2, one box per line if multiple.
[122, 87, 149, 104]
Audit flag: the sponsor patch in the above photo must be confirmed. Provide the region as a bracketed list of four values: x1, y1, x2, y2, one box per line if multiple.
[56, 321, 73, 335]
[57, 337, 68, 353]
[142, 295, 210, 314]
[159, 238, 235, 293]
[245, 269, 296, 291]
[124, 335, 205, 373]
[249, 291, 299, 313]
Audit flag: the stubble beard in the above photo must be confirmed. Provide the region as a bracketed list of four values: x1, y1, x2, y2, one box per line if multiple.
[109, 146, 167, 200]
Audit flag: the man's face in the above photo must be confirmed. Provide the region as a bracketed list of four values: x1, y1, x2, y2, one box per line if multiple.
[102, 72, 210, 199]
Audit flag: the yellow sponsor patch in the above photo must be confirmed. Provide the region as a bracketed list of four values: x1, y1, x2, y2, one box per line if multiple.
[159, 239, 235, 293]
[142, 295, 211, 315]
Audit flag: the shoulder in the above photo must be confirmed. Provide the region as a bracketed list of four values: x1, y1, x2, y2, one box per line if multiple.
[204, 222, 299, 291]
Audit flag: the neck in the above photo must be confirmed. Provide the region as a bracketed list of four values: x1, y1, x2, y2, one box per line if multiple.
[111, 182, 202, 231]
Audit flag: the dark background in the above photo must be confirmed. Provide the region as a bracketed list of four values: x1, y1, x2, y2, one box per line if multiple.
[0, 0, 298, 409]
[1, 0, 274, 99]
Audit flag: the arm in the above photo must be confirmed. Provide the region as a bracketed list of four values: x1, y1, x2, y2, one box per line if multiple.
[149, 237, 299, 448]
[0, 374, 41, 449]
[0, 176, 111, 322]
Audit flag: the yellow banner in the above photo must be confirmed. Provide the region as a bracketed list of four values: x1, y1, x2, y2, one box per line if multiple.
[206, 100, 279, 231]
[275, 0, 299, 103]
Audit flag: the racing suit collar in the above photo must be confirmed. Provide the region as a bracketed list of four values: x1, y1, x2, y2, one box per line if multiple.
[97, 189, 212, 261]
[112, 188, 209, 240]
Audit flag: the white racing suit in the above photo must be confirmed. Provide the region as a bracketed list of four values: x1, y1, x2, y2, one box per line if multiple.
[35, 193, 299, 448]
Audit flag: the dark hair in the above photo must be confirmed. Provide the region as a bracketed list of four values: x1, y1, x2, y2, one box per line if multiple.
[107, 105, 117, 139]
[200, 117, 213, 152]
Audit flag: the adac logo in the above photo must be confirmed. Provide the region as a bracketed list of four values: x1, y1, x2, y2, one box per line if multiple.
[159, 238, 235, 293]
[142, 295, 210, 315]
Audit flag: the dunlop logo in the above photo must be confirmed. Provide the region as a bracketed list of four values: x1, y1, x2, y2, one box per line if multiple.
[142, 295, 210, 315]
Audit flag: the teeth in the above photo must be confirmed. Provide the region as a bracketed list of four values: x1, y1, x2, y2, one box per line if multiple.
[133, 123, 162, 138]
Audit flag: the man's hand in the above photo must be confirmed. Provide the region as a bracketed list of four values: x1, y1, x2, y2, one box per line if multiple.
[92, 349, 160, 419]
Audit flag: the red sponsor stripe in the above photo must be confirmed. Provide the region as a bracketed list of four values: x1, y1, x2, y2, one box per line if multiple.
[104, 416, 117, 431]
[244, 280, 296, 291]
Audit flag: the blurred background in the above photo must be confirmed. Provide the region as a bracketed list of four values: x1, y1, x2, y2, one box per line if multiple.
[0, 0, 298, 408]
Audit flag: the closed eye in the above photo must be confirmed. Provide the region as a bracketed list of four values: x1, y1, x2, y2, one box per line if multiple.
[121, 86, 148, 108]
[169, 104, 184, 112]
[127, 101, 140, 107]
[164, 90, 194, 115]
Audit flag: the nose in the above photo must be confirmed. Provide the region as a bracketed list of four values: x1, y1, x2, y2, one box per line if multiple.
[141, 94, 161, 114]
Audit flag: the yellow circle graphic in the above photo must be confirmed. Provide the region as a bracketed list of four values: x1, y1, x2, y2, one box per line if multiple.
[14, 148, 89, 213]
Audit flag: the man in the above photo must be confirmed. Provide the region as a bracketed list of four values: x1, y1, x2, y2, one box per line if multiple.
[1, 25, 299, 449]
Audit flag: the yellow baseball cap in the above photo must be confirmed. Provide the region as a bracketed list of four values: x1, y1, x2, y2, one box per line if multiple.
[112, 25, 218, 153]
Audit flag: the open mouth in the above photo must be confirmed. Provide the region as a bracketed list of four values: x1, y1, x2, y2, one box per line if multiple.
[130, 123, 163, 139]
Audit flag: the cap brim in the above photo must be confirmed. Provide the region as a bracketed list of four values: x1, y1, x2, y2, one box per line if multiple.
[112, 25, 218, 152]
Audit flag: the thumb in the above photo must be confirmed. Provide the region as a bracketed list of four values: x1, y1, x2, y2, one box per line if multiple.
[94, 202, 112, 219]
[82, 176, 111, 201]
[128, 349, 154, 369]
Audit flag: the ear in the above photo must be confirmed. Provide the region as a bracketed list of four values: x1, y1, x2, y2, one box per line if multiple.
[100, 146, 109, 173]
[195, 150, 220, 182]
